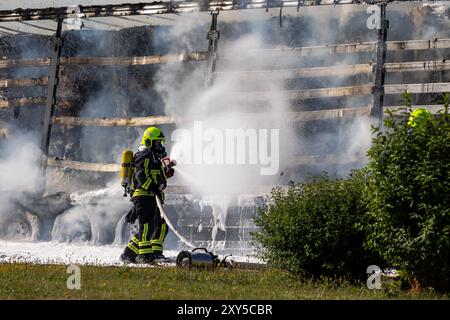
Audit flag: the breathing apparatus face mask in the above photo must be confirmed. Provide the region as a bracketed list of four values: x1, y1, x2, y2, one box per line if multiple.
[152, 139, 167, 158]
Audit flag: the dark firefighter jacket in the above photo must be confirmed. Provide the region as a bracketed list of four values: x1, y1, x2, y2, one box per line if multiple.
[131, 148, 167, 197]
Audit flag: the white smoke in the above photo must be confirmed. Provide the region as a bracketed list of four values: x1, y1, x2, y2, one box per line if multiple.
[158, 31, 293, 192]
[157, 11, 374, 187]
[151, 10, 376, 251]
[0, 134, 42, 193]
[0, 133, 43, 240]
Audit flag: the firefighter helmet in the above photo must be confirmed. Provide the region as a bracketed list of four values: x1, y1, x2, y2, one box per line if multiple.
[407, 108, 432, 128]
[140, 127, 166, 147]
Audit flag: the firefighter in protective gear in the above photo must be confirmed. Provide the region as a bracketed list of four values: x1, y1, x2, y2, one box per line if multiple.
[120, 127, 175, 264]
[407, 108, 432, 128]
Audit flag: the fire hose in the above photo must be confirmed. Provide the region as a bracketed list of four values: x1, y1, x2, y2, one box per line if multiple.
[157, 195, 265, 270]
[155, 194, 196, 249]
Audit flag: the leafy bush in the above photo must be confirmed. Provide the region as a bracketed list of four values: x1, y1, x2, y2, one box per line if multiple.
[254, 171, 383, 281]
[363, 94, 450, 291]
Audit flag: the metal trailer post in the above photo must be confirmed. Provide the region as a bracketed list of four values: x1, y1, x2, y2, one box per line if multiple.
[371, 2, 388, 127]
[40, 17, 63, 192]
[204, 11, 220, 87]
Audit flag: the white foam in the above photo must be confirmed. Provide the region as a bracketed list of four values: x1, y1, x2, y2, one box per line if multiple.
[0, 240, 262, 266]
[0, 240, 173, 266]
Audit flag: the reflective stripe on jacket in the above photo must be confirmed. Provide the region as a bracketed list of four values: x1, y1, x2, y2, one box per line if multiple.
[131, 148, 167, 198]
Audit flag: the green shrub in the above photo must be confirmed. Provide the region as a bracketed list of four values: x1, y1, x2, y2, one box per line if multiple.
[254, 171, 383, 281]
[363, 94, 450, 291]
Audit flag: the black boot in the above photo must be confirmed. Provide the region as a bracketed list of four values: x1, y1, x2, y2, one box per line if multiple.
[136, 254, 156, 264]
[152, 252, 167, 262]
[120, 247, 137, 264]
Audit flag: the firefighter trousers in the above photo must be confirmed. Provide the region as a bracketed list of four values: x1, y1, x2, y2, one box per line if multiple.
[123, 195, 169, 260]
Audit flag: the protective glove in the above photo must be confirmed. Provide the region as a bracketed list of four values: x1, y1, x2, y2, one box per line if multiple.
[166, 167, 175, 178]
[124, 207, 137, 224]
[162, 157, 176, 178]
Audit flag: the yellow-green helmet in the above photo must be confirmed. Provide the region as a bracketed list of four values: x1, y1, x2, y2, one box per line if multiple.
[140, 127, 165, 147]
[407, 108, 432, 128]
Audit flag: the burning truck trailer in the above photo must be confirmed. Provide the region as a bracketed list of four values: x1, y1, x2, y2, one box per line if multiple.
[0, 186, 265, 256]
[0, 1, 449, 260]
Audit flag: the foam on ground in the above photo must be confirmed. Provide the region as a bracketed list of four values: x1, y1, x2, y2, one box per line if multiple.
[0, 240, 262, 267]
